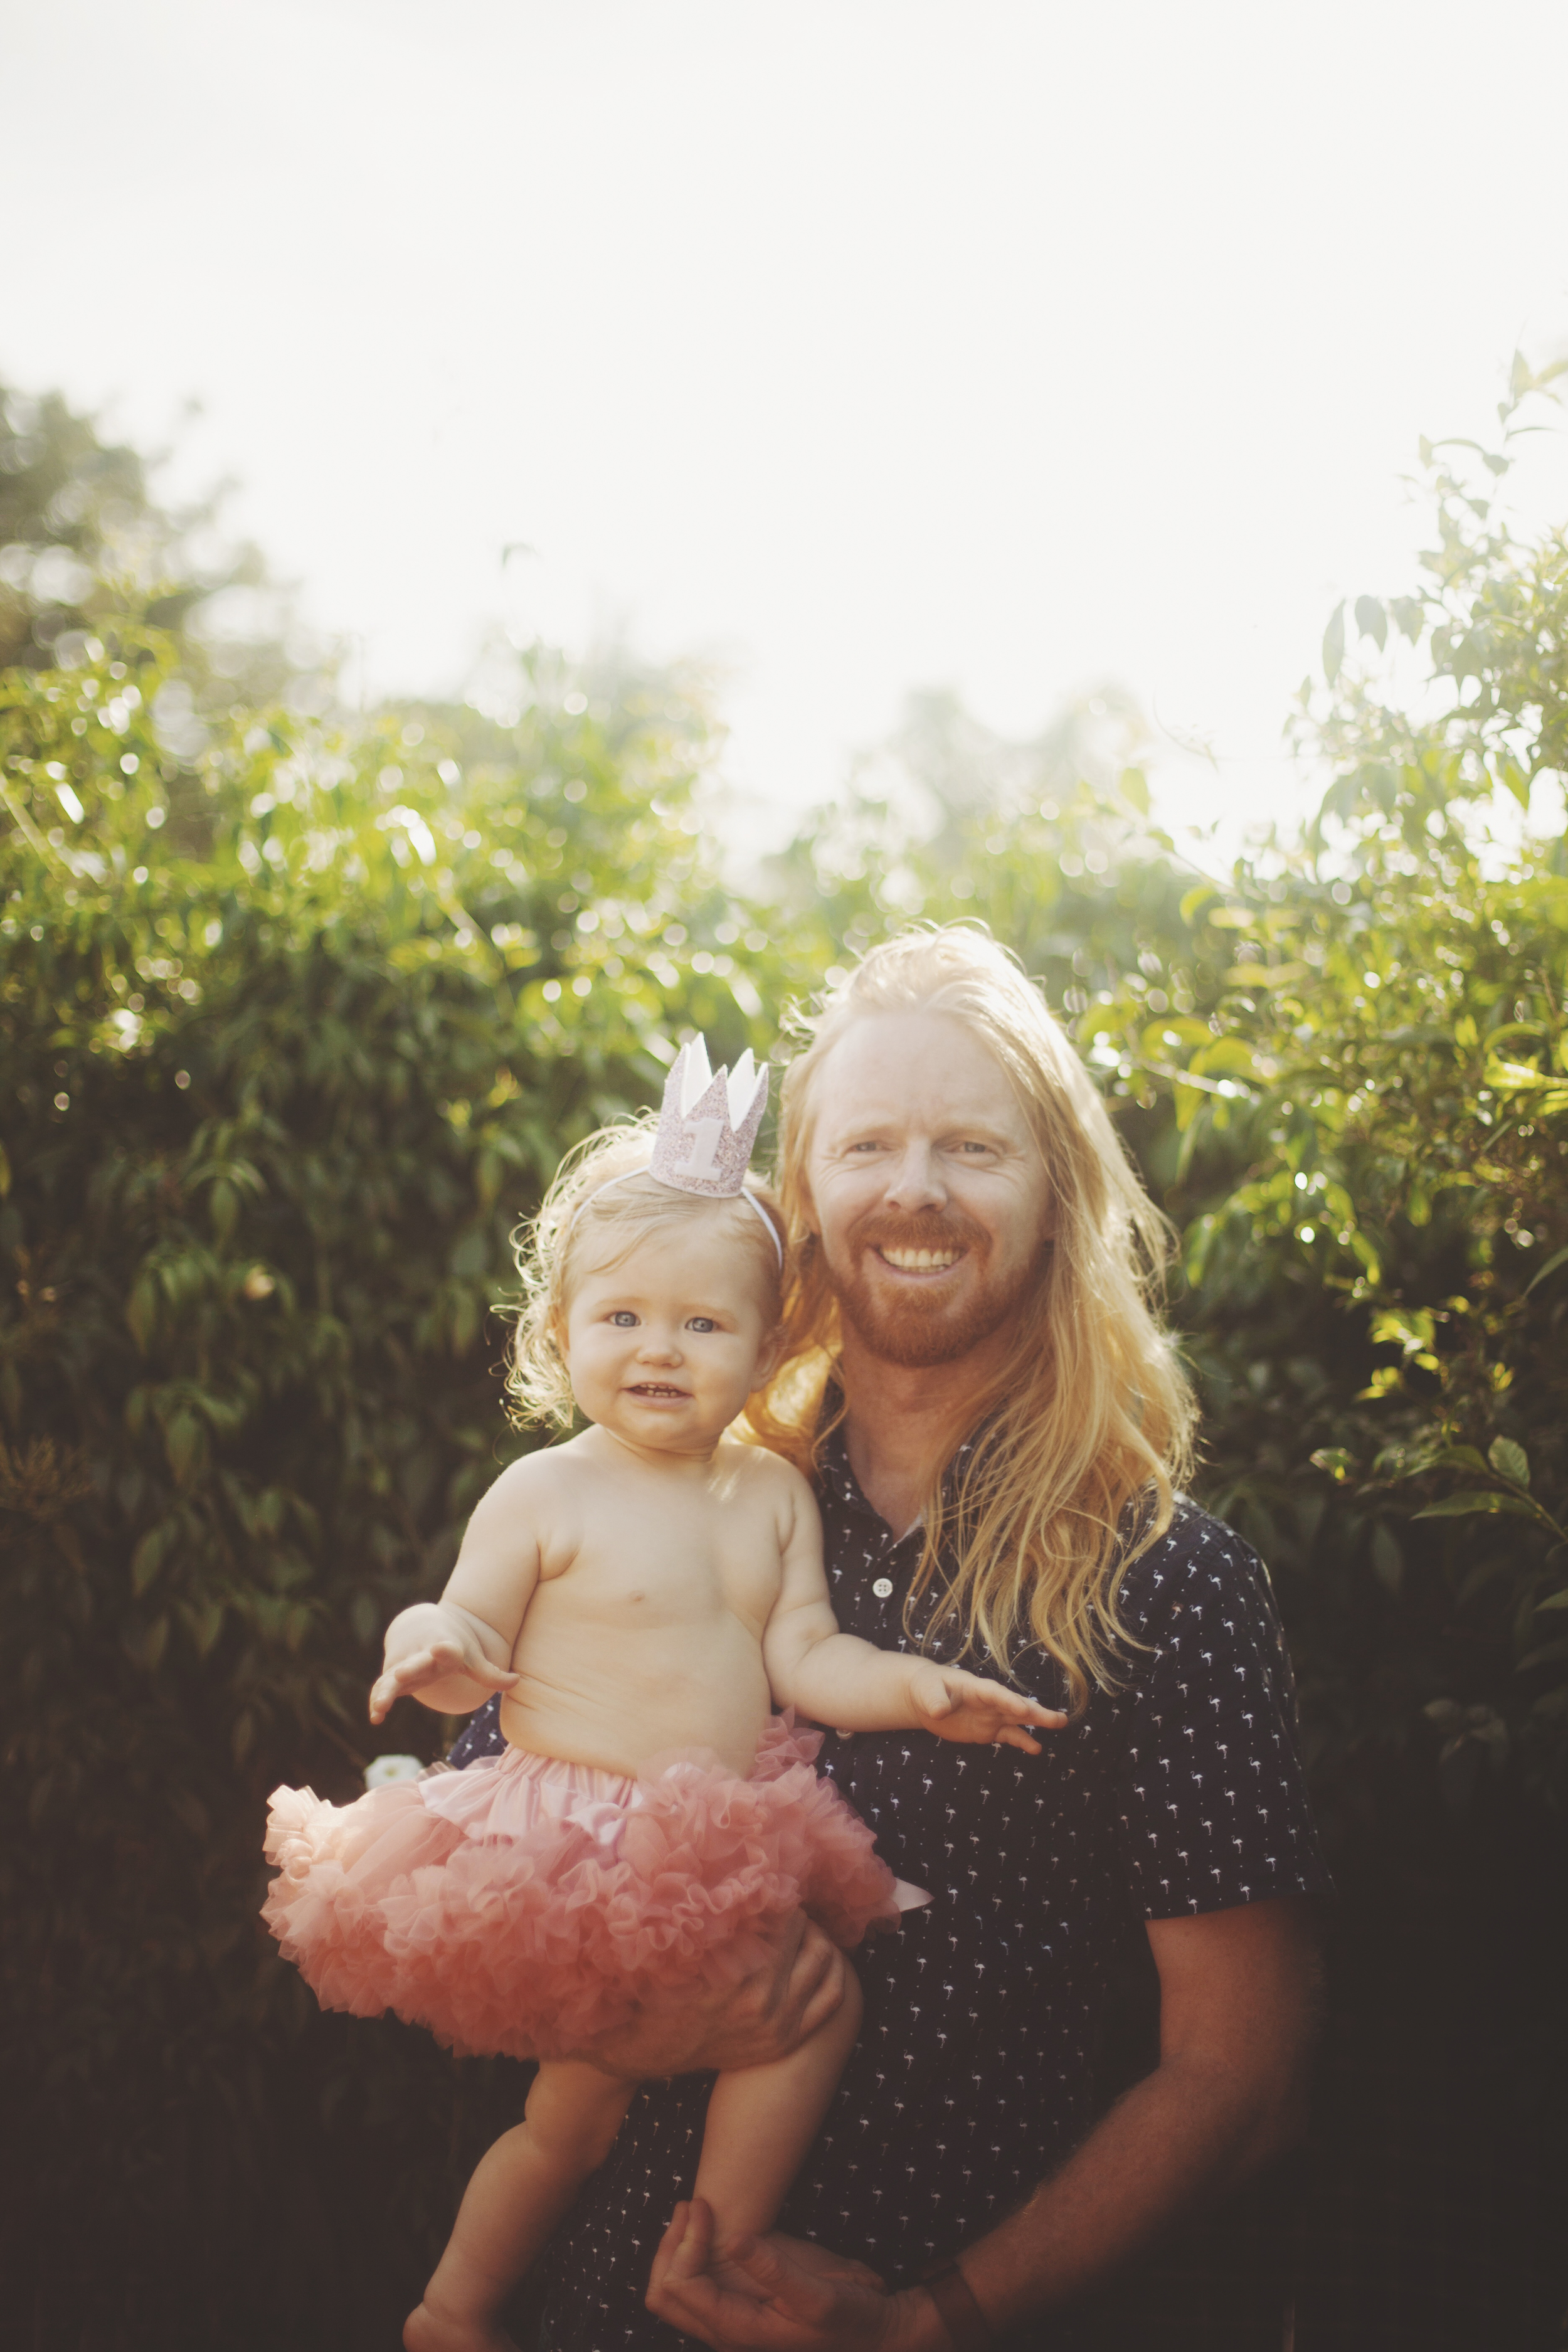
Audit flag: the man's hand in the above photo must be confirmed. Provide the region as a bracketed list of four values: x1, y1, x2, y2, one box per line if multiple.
[585, 1914, 850, 2082]
[368, 1603, 519, 1723]
[646, 2200, 935, 2352]
[908, 1662, 1066, 1754]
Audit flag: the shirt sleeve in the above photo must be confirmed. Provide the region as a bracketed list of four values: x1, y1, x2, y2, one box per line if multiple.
[446, 1692, 507, 1769]
[1113, 1508, 1332, 1919]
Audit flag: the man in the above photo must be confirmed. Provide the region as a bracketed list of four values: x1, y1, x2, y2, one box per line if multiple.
[453, 925, 1328, 2349]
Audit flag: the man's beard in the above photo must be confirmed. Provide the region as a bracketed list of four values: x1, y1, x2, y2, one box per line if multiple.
[827, 1209, 1032, 1369]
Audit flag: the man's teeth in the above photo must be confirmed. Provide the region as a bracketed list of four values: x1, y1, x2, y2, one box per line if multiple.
[879, 1247, 961, 1271]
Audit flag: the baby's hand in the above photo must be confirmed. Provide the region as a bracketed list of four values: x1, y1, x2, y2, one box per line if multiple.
[368, 1613, 519, 1724]
[908, 1663, 1066, 1753]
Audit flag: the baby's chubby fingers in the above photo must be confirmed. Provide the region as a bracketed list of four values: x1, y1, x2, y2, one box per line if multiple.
[909, 1664, 1067, 1752]
[368, 1647, 439, 1722]
[956, 1673, 1066, 1728]
[368, 1638, 518, 1722]
[911, 1663, 1065, 1722]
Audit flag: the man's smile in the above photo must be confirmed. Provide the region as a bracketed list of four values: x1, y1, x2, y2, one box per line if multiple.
[874, 1246, 966, 1274]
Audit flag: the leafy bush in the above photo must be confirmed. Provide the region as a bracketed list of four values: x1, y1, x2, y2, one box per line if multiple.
[4, 366, 1567, 2345]
[0, 623, 797, 2343]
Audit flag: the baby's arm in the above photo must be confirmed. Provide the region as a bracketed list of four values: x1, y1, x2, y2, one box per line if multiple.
[368, 1456, 545, 1724]
[760, 1471, 1065, 1752]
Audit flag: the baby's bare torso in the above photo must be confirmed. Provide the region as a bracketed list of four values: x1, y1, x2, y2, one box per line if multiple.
[499, 1436, 789, 1780]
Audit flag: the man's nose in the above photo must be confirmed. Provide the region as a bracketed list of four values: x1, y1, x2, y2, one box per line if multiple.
[882, 1142, 947, 1212]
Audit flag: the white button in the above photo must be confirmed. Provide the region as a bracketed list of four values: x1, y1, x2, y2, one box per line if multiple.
[872, 1576, 894, 1599]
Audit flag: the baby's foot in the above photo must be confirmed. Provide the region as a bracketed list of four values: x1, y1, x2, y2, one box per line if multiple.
[403, 2297, 519, 2352]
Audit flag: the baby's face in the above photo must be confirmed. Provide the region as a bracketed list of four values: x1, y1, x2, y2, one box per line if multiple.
[563, 1224, 777, 1456]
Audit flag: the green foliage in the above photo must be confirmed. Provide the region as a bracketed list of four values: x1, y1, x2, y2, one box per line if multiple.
[6, 366, 1568, 2340]
[1124, 393, 1568, 1821]
[758, 489, 1568, 1828]
[1, 376, 314, 707]
[0, 613, 808, 2341]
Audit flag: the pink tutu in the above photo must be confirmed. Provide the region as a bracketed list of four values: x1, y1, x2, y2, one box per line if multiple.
[262, 1714, 925, 2062]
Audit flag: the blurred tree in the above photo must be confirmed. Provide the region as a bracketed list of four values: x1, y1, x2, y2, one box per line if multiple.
[0, 379, 319, 709]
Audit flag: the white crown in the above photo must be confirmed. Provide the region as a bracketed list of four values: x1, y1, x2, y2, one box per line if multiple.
[649, 1036, 770, 1197]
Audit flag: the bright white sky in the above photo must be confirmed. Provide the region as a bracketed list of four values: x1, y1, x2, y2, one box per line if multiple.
[5, 0, 1568, 852]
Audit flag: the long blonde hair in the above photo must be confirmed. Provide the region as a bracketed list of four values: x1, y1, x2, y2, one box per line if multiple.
[508, 1115, 787, 1429]
[746, 926, 1195, 1710]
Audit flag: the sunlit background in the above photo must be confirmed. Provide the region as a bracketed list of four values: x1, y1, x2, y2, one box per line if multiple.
[5, 0, 1568, 850]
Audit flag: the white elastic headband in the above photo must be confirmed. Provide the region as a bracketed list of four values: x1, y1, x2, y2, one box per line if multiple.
[591, 1167, 785, 1268]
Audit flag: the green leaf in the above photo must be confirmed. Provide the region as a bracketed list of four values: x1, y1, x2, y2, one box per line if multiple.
[1354, 595, 1387, 651]
[1322, 600, 1346, 684]
[1496, 754, 1532, 809]
[1488, 1437, 1530, 1488]
[1414, 1489, 1543, 1523]
[1523, 1242, 1568, 1297]
[167, 1788, 210, 1840]
[164, 1412, 206, 1486]
[1370, 1523, 1403, 1594]
[130, 1525, 167, 1596]
[1370, 1307, 1435, 1356]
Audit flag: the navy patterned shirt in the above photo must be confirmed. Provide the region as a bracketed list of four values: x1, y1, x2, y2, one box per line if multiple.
[449, 1434, 1330, 2351]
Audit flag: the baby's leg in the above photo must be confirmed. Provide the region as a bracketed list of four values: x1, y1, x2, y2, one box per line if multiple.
[406, 2060, 635, 2352]
[692, 1959, 864, 2253]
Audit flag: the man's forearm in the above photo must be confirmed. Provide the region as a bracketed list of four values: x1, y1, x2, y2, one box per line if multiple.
[647, 2057, 1296, 2352]
[913, 2048, 1301, 2341]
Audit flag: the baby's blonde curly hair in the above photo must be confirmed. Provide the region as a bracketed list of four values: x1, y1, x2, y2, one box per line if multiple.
[508, 1114, 788, 1430]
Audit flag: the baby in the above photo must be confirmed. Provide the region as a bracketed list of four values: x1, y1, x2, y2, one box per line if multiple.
[263, 1041, 1059, 2352]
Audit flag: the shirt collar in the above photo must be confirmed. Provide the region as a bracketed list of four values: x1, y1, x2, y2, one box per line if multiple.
[815, 1408, 984, 1540]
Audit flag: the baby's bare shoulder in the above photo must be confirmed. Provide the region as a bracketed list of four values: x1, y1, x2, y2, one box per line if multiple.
[463, 1441, 590, 1577]
[469, 1443, 577, 1527]
[723, 1439, 815, 1515]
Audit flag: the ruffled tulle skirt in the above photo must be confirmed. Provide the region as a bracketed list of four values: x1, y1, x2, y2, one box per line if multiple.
[262, 1714, 923, 2062]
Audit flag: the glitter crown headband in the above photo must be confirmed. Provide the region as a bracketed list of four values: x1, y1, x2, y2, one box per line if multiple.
[600, 1035, 781, 1263]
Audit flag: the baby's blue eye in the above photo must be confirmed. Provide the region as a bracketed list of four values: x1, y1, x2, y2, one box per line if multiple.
[687, 1316, 716, 1333]
[609, 1311, 638, 1327]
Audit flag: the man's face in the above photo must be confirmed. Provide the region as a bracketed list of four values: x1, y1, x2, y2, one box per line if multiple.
[805, 1010, 1052, 1368]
